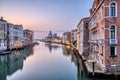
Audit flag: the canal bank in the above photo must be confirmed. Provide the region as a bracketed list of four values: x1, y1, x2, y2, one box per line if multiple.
[71, 44, 120, 79]
[0, 42, 37, 55]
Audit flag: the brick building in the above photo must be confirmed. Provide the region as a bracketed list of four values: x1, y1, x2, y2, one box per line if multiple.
[89, 0, 120, 71]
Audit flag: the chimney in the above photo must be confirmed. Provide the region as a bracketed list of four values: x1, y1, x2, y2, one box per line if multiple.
[1, 17, 3, 20]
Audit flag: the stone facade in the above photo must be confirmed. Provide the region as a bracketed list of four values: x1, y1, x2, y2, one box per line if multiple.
[89, 0, 120, 71]
[62, 32, 71, 45]
[23, 29, 34, 45]
[77, 17, 89, 55]
[0, 17, 7, 50]
[71, 29, 77, 43]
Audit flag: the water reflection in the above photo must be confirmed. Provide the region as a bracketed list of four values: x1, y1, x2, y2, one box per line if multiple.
[0, 46, 33, 80]
[0, 42, 116, 80]
[45, 43, 60, 52]
[62, 46, 120, 80]
[62, 46, 91, 80]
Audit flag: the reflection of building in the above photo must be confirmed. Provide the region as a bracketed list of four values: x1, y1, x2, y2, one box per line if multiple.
[23, 29, 34, 46]
[62, 46, 73, 56]
[89, 0, 120, 71]
[62, 46, 89, 80]
[45, 31, 62, 43]
[45, 43, 60, 52]
[45, 31, 52, 43]
[62, 32, 71, 45]
[0, 17, 7, 50]
[0, 56, 8, 80]
[0, 46, 34, 80]
[77, 17, 89, 55]
[7, 50, 24, 75]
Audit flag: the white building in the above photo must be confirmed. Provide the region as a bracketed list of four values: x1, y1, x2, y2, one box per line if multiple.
[0, 17, 7, 50]
[7, 24, 23, 49]
[12, 25, 23, 48]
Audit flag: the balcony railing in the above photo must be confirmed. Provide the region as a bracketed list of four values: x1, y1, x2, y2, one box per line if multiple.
[109, 39, 118, 45]
[88, 39, 104, 46]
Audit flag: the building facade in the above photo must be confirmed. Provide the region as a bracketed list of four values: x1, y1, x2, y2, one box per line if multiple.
[12, 25, 23, 48]
[45, 31, 53, 43]
[23, 29, 34, 46]
[62, 32, 71, 45]
[0, 17, 7, 50]
[45, 31, 61, 43]
[89, 0, 120, 71]
[77, 17, 89, 55]
[71, 29, 77, 44]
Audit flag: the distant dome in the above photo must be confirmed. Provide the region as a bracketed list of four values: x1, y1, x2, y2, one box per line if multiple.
[48, 30, 52, 37]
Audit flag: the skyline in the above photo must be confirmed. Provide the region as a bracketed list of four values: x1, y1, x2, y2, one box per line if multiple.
[0, 0, 93, 32]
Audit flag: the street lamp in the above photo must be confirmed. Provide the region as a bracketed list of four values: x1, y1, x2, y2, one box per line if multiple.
[111, 64, 117, 80]
[87, 60, 95, 80]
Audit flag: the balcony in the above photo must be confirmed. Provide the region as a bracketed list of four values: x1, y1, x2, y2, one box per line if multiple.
[109, 39, 118, 45]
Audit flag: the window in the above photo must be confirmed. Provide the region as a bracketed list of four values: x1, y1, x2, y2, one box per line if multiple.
[85, 23, 88, 30]
[102, 27, 104, 39]
[110, 47, 116, 56]
[110, 2, 117, 17]
[92, 31, 97, 40]
[110, 26, 115, 39]
[102, 6, 104, 18]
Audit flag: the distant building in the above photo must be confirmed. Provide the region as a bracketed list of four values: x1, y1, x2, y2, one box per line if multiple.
[45, 31, 61, 43]
[77, 17, 89, 55]
[23, 29, 34, 45]
[52, 33, 62, 43]
[12, 25, 23, 48]
[71, 29, 77, 46]
[62, 32, 71, 45]
[0, 17, 7, 50]
[45, 31, 53, 42]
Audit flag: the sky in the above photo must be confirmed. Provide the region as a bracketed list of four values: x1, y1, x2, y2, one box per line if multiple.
[0, 0, 93, 37]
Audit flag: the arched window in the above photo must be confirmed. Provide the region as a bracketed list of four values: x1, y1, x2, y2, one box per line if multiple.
[110, 25, 115, 39]
[110, 2, 117, 17]
[109, 25, 117, 57]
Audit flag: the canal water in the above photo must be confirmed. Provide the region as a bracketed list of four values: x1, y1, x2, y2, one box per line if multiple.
[0, 42, 115, 80]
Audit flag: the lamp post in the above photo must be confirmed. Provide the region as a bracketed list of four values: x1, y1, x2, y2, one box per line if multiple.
[87, 60, 95, 80]
[88, 39, 104, 80]
[111, 64, 117, 80]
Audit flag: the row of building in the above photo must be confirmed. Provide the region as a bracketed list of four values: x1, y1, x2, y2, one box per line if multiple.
[45, 31, 62, 43]
[0, 17, 33, 51]
[62, 0, 120, 72]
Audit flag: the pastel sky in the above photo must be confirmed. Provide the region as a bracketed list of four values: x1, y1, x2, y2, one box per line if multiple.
[0, 0, 93, 32]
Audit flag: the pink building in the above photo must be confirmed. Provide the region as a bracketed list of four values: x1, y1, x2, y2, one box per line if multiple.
[89, 0, 120, 72]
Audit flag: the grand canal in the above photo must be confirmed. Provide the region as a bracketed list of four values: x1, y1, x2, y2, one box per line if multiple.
[0, 42, 116, 80]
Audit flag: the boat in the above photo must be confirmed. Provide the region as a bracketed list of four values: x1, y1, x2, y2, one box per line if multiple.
[0, 51, 11, 55]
